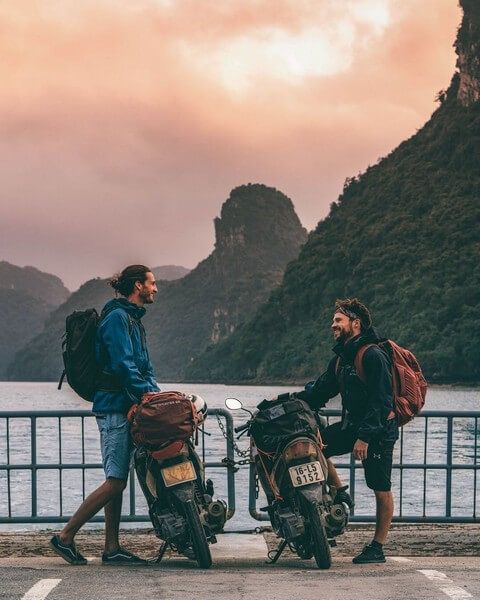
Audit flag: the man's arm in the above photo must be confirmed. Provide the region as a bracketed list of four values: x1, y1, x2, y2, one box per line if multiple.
[100, 310, 158, 400]
[356, 346, 394, 445]
[141, 326, 160, 391]
[144, 360, 160, 391]
[296, 356, 340, 409]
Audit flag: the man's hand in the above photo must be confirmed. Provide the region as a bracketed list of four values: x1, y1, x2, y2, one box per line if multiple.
[353, 439, 369, 461]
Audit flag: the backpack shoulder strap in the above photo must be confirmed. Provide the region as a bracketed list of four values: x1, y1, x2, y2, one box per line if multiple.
[354, 344, 376, 383]
[335, 356, 341, 376]
[335, 356, 346, 397]
[127, 315, 134, 336]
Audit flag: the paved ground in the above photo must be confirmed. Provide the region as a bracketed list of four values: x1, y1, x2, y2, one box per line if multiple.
[1, 534, 479, 600]
[2, 524, 479, 558]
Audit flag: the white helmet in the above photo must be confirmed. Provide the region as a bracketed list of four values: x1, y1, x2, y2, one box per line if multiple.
[187, 394, 208, 422]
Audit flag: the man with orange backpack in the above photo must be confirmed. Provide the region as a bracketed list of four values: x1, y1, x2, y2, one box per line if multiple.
[295, 298, 426, 564]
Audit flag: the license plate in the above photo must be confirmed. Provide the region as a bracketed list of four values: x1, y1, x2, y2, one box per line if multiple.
[289, 461, 324, 487]
[161, 460, 197, 488]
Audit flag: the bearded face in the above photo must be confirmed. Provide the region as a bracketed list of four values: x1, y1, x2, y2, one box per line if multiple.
[331, 311, 356, 343]
[138, 271, 157, 304]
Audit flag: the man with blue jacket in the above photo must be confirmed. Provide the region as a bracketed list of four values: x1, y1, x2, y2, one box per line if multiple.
[51, 265, 159, 565]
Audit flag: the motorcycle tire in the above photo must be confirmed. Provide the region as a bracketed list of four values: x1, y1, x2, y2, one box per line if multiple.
[304, 500, 332, 569]
[295, 541, 313, 560]
[183, 499, 212, 569]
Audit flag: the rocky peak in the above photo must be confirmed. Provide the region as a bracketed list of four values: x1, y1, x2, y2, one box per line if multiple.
[209, 183, 307, 341]
[455, 0, 480, 106]
[214, 184, 305, 249]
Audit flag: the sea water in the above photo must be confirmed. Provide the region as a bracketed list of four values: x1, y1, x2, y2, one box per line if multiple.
[0, 382, 478, 531]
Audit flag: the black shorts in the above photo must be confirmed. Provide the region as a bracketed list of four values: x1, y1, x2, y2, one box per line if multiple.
[321, 421, 394, 492]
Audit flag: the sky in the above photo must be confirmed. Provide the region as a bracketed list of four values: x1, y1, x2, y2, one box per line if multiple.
[0, 0, 461, 291]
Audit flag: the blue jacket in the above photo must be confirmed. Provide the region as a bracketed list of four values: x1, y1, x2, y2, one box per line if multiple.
[92, 298, 159, 414]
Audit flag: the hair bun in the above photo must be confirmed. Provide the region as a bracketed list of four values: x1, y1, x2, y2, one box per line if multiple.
[108, 277, 120, 290]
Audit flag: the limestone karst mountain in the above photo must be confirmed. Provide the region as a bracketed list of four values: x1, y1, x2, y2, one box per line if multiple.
[8, 185, 306, 381]
[187, 1, 480, 384]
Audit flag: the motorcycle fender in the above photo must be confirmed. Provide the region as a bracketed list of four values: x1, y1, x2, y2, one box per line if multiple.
[295, 485, 325, 508]
[169, 481, 196, 504]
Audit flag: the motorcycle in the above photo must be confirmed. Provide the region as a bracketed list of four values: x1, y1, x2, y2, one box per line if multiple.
[133, 398, 227, 569]
[225, 396, 349, 569]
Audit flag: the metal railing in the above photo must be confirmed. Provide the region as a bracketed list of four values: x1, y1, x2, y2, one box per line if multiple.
[248, 410, 479, 523]
[0, 408, 235, 524]
[1, 409, 479, 524]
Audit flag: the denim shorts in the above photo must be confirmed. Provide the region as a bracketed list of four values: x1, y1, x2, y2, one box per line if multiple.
[95, 413, 133, 481]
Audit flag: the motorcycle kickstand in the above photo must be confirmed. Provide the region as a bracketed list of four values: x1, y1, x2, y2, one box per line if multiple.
[266, 539, 288, 564]
[149, 541, 169, 564]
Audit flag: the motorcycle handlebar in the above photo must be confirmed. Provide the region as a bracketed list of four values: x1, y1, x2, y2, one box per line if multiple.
[234, 422, 250, 433]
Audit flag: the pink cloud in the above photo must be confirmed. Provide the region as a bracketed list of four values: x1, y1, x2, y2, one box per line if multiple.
[0, 0, 461, 289]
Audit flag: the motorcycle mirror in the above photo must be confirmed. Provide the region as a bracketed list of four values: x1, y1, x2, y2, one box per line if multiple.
[225, 397, 243, 411]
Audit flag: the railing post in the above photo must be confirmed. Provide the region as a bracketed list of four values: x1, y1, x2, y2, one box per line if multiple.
[30, 416, 37, 518]
[129, 466, 136, 517]
[220, 408, 236, 520]
[399, 426, 404, 517]
[249, 461, 268, 521]
[349, 451, 356, 516]
[6, 417, 11, 518]
[474, 417, 478, 520]
[446, 416, 453, 518]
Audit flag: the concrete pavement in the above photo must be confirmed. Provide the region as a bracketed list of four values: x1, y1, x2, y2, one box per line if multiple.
[1, 534, 479, 600]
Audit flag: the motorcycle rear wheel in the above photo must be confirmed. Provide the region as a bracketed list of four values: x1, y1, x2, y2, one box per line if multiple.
[304, 500, 332, 569]
[183, 500, 212, 569]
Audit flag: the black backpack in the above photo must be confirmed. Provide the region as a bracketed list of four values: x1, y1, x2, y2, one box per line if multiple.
[250, 398, 320, 454]
[58, 308, 129, 402]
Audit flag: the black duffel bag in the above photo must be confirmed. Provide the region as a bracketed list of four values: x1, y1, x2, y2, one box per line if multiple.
[250, 397, 320, 454]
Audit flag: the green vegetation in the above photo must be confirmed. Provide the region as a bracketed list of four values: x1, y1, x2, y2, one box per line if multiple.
[187, 93, 480, 384]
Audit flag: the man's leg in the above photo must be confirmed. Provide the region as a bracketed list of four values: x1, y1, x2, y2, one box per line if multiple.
[373, 490, 394, 544]
[59, 478, 127, 544]
[326, 458, 343, 488]
[104, 486, 124, 553]
[353, 443, 394, 563]
[321, 422, 356, 508]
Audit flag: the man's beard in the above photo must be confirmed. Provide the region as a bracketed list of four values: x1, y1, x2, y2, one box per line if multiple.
[334, 326, 353, 344]
[140, 291, 154, 304]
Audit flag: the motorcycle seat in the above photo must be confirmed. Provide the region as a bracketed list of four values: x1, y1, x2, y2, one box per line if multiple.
[150, 440, 186, 461]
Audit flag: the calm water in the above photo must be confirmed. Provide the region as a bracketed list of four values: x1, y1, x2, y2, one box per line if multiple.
[0, 382, 478, 531]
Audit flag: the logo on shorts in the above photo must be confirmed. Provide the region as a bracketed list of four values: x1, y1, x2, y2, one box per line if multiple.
[373, 453, 381, 459]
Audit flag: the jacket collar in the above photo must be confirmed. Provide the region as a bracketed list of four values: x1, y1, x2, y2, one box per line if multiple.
[332, 327, 383, 363]
[102, 297, 146, 320]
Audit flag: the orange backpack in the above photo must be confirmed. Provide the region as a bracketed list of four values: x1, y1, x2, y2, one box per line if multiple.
[353, 341, 427, 426]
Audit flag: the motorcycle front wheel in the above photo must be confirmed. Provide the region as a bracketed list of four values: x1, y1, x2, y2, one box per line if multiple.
[183, 499, 212, 569]
[303, 500, 332, 569]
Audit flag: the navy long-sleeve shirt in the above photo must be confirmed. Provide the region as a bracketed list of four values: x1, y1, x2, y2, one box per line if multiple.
[297, 328, 398, 444]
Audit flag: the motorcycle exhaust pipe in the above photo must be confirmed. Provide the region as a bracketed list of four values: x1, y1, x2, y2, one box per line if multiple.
[328, 504, 347, 523]
[206, 500, 227, 528]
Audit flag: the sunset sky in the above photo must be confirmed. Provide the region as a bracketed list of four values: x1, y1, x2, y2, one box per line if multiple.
[0, 0, 461, 290]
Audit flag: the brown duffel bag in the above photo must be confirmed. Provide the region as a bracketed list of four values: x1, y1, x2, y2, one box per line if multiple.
[128, 391, 199, 448]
